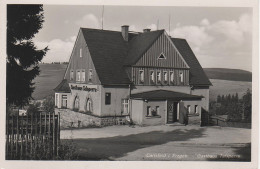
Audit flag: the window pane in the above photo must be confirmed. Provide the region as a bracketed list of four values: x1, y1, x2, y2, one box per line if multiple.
[105, 93, 111, 105]
[170, 71, 174, 83]
[81, 70, 85, 82]
[77, 70, 80, 81]
[70, 70, 74, 81]
[163, 71, 167, 82]
[139, 70, 144, 83]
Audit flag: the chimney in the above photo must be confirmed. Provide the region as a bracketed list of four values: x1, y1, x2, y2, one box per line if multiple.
[143, 29, 151, 33]
[121, 25, 129, 41]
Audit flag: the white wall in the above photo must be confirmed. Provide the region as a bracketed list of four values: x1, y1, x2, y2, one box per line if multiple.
[131, 99, 144, 125]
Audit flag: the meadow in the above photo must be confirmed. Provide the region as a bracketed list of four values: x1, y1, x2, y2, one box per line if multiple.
[32, 64, 252, 101]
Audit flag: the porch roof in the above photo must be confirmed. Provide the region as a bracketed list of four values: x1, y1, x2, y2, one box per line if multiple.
[130, 89, 203, 101]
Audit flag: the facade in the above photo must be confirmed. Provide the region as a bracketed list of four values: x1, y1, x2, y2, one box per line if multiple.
[54, 26, 212, 126]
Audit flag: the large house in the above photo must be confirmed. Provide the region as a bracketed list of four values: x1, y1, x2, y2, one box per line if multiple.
[54, 25, 212, 126]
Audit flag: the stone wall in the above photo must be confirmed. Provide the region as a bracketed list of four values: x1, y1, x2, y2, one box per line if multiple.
[56, 108, 128, 129]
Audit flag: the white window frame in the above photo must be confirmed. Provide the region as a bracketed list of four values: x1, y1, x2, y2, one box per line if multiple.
[80, 48, 82, 58]
[62, 95, 67, 108]
[139, 70, 144, 84]
[122, 99, 129, 114]
[88, 69, 93, 82]
[55, 93, 58, 107]
[179, 71, 184, 83]
[150, 70, 155, 84]
[156, 70, 161, 84]
[163, 71, 168, 83]
[195, 105, 198, 114]
[187, 105, 191, 114]
[76, 70, 81, 82]
[170, 71, 174, 83]
[157, 52, 166, 59]
[70, 70, 74, 81]
[81, 69, 85, 82]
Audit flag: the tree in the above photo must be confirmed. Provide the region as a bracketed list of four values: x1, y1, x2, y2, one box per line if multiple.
[7, 5, 48, 107]
[242, 89, 252, 121]
[42, 95, 55, 113]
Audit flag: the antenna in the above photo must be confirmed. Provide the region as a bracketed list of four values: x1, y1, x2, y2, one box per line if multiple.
[101, 5, 104, 30]
[169, 13, 171, 36]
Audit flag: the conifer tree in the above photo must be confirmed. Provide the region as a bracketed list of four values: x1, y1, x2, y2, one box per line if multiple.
[7, 5, 48, 107]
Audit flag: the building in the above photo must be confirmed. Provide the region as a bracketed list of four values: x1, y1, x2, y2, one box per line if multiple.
[54, 25, 212, 127]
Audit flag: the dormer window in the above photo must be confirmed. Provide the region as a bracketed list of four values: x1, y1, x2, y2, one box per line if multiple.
[139, 70, 144, 84]
[80, 48, 82, 58]
[158, 53, 166, 59]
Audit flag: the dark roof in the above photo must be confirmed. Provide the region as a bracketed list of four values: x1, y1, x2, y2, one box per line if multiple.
[77, 28, 211, 86]
[130, 90, 203, 101]
[54, 79, 71, 93]
[81, 28, 131, 85]
[171, 38, 212, 86]
[124, 30, 164, 65]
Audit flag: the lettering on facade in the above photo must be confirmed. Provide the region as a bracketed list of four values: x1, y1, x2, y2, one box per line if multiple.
[70, 85, 98, 92]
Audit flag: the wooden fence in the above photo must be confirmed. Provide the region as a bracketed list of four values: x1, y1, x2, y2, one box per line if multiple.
[6, 112, 60, 160]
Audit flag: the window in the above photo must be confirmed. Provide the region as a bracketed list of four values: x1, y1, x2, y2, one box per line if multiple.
[150, 70, 155, 84]
[147, 106, 151, 116]
[155, 106, 160, 115]
[179, 71, 183, 83]
[195, 105, 198, 114]
[163, 71, 168, 83]
[55, 93, 58, 106]
[76, 70, 81, 82]
[139, 70, 144, 84]
[62, 95, 67, 108]
[86, 98, 92, 112]
[187, 105, 191, 114]
[81, 69, 85, 82]
[80, 48, 82, 58]
[105, 93, 111, 105]
[156, 71, 161, 83]
[74, 96, 80, 111]
[158, 53, 166, 59]
[121, 99, 129, 114]
[170, 71, 174, 84]
[88, 69, 93, 82]
[70, 70, 74, 81]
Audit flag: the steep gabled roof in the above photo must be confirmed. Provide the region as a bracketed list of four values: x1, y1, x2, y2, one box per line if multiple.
[54, 79, 71, 93]
[171, 38, 212, 86]
[81, 28, 131, 85]
[124, 30, 164, 65]
[130, 89, 203, 100]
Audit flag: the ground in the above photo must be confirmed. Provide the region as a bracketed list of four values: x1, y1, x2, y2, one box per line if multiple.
[60, 125, 251, 161]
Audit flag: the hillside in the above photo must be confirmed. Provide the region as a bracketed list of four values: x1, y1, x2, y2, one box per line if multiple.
[203, 68, 252, 82]
[31, 64, 252, 101]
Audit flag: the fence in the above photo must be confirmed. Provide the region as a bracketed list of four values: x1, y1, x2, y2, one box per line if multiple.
[6, 112, 60, 160]
[210, 116, 251, 129]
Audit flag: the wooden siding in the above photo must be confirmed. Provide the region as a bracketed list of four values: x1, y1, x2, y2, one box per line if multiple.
[64, 30, 101, 85]
[135, 33, 188, 68]
[132, 67, 189, 86]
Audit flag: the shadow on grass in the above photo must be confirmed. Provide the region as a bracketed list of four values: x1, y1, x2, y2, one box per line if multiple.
[63, 128, 206, 160]
[206, 143, 251, 162]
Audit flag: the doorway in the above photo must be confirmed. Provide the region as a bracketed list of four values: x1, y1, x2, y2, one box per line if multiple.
[167, 101, 179, 123]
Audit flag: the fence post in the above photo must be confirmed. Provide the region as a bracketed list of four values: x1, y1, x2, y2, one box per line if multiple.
[52, 112, 55, 159]
[25, 114, 28, 159]
[40, 112, 42, 144]
[48, 112, 51, 158]
[6, 114, 9, 159]
[57, 112, 60, 157]
[11, 115, 14, 159]
[30, 112, 33, 158]
[20, 114, 24, 159]
[16, 112, 19, 159]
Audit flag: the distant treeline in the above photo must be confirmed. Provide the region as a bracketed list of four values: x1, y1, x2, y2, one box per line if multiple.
[204, 68, 252, 82]
[41, 62, 69, 64]
[210, 89, 252, 122]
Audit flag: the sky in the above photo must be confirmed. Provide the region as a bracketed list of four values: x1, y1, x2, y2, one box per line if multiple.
[34, 5, 253, 71]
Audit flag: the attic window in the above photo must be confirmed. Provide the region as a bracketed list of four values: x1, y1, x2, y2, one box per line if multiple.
[158, 53, 166, 59]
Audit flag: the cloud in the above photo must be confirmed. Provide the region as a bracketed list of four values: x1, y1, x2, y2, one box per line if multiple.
[171, 13, 252, 71]
[129, 25, 138, 32]
[35, 37, 76, 63]
[146, 24, 157, 30]
[75, 13, 100, 29]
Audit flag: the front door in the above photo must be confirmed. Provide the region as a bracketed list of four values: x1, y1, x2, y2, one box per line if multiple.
[167, 101, 178, 123]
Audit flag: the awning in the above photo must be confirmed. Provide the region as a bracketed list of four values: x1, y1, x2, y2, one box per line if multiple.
[130, 89, 203, 101]
[54, 79, 71, 93]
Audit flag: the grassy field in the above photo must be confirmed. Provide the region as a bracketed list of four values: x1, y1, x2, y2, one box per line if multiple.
[32, 64, 252, 101]
[32, 64, 67, 100]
